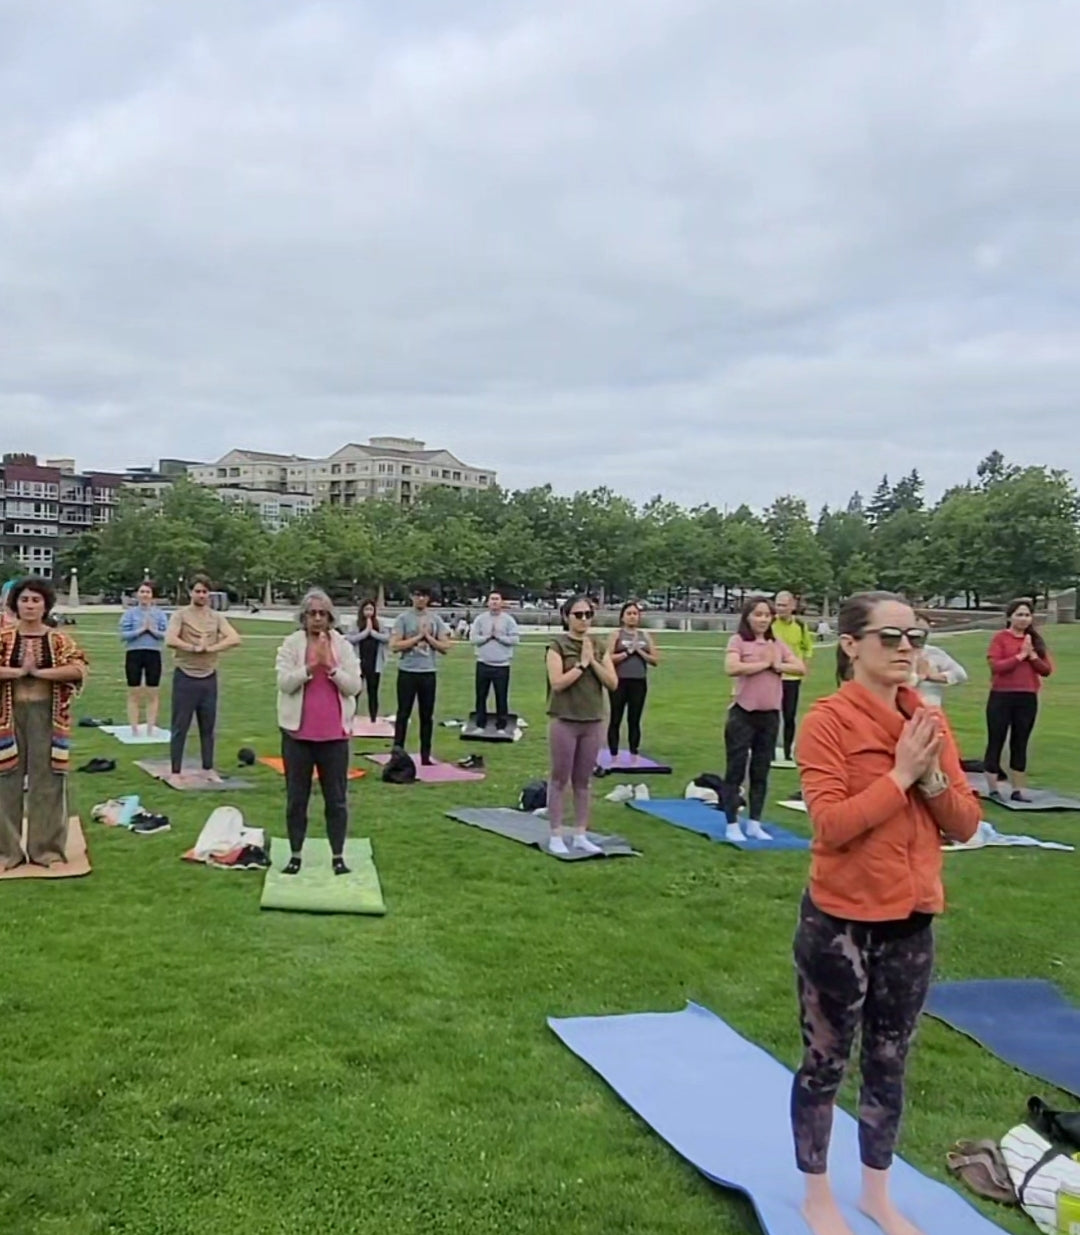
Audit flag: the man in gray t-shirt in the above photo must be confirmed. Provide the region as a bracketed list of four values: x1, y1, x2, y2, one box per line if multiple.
[390, 585, 452, 764]
[469, 591, 521, 730]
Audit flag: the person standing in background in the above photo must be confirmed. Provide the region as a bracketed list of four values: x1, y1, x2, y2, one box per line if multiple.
[119, 581, 169, 736]
[772, 591, 815, 763]
[165, 575, 242, 785]
[605, 600, 660, 761]
[983, 598, 1053, 804]
[347, 599, 390, 724]
[470, 592, 520, 731]
[911, 614, 968, 709]
[390, 584, 452, 765]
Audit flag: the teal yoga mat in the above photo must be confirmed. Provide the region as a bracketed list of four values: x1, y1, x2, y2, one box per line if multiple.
[260, 837, 386, 915]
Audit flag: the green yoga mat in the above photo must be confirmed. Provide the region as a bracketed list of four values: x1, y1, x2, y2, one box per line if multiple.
[260, 837, 386, 915]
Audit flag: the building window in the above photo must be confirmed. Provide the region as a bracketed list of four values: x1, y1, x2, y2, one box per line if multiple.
[217, 468, 227, 478]
[345, 463, 356, 474]
[479, 475, 489, 485]
[452, 471, 461, 481]
[331, 464, 341, 475]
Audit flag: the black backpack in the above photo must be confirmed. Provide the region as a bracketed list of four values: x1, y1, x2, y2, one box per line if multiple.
[382, 747, 417, 784]
[519, 780, 547, 812]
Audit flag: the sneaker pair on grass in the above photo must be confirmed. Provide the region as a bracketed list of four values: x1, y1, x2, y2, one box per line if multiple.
[726, 820, 770, 842]
[604, 783, 650, 804]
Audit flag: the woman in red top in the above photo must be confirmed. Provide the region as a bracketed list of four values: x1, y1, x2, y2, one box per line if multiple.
[982, 598, 1052, 804]
[793, 591, 979, 1235]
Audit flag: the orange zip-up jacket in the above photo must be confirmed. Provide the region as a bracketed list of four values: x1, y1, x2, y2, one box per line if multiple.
[795, 680, 980, 921]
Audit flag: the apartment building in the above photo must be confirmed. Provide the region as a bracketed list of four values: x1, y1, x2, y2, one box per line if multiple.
[0, 454, 122, 578]
[215, 487, 316, 531]
[188, 436, 496, 507]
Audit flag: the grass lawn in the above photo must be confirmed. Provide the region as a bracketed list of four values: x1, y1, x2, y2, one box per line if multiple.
[2, 618, 1077, 1234]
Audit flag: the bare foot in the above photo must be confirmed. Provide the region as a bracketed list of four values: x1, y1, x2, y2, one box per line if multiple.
[802, 1194, 857, 1235]
[859, 1196, 925, 1235]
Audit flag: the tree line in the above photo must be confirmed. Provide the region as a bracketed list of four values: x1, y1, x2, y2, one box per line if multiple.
[29, 450, 1080, 609]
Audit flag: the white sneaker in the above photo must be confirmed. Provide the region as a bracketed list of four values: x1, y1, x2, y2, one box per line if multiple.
[605, 784, 635, 804]
[633, 783, 650, 801]
[548, 835, 570, 856]
[725, 822, 746, 842]
[571, 833, 603, 855]
[744, 820, 771, 841]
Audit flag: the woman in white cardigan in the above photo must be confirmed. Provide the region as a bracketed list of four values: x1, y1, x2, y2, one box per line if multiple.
[275, 589, 362, 875]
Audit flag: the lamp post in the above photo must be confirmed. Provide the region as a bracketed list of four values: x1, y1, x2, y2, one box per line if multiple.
[177, 574, 183, 604]
[68, 567, 80, 608]
[143, 566, 150, 581]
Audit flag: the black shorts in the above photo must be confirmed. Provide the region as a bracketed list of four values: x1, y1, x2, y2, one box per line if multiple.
[125, 649, 162, 688]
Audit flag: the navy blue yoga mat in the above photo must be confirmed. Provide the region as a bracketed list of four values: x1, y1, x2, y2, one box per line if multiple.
[548, 1003, 1006, 1235]
[627, 798, 809, 851]
[925, 979, 1080, 1098]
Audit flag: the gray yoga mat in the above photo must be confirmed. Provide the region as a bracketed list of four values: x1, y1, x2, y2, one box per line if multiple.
[965, 772, 1080, 812]
[444, 808, 639, 860]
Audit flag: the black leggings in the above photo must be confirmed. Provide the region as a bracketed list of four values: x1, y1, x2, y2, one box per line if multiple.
[722, 704, 779, 823]
[608, 679, 648, 755]
[394, 671, 437, 758]
[781, 679, 801, 759]
[170, 670, 217, 774]
[361, 669, 381, 722]
[984, 690, 1038, 776]
[281, 731, 350, 857]
[791, 893, 934, 1175]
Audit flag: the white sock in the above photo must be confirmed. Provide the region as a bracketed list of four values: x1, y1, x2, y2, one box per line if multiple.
[745, 820, 770, 840]
[548, 835, 569, 855]
[725, 822, 745, 841]
[572, 833, 603, 855]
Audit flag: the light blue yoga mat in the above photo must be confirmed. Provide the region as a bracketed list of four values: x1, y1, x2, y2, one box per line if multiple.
[548, 1002, 1006, 1235]
[925, 979, 1080, 1098]
[627, 798, 809, 851]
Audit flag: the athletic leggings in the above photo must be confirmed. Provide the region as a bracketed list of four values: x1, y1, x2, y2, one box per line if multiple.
[984, 690, 1038, 776]
[394, 671, 437, 758]
[781, 679, 802, 759]
[790, 892, 934, 1175]
[548, 719, 604, 832]
[722, 704, 779, 823]
[170, 669, 217, 774]
[362, 669, 381, 722]
[608, 678, 648, 755]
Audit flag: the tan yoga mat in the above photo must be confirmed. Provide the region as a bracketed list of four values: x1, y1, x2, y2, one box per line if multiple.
[0, 817, 91, 880]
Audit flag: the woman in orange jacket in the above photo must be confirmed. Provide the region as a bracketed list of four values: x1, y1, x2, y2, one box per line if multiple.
[792, 591, 980, 1235]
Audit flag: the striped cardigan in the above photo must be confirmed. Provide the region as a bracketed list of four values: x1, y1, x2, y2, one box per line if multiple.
[0, 628, 89, 774]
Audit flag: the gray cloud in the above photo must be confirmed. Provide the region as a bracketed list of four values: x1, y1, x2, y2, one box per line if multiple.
[2, 0, 1078, 511]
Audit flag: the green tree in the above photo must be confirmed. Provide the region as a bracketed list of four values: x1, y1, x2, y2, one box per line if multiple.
[764, 496, 831, 598]
[979, 467, 1080, 600]
[838, 551, 878, 596]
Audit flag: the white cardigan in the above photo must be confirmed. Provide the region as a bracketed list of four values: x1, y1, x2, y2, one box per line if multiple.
[275, 629, 363, 734]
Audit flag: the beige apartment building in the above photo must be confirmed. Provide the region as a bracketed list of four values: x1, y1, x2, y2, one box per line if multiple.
[187, 437, 496, 508]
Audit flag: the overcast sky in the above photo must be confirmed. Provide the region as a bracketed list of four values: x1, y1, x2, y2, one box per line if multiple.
[2, 1, 1077, 512]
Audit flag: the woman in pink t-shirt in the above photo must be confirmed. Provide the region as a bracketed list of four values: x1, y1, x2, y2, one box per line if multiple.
[275, 589, 363, 875]
[721, 596, 806, 841]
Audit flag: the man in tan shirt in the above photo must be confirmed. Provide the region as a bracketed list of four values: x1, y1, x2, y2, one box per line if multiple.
[165, 575, 241, 784]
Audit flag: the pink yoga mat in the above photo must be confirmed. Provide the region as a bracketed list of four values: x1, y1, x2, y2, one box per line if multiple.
[352, 717, 396, 739]
[365, 754, 485, 783]
[596, 750, 671, 773]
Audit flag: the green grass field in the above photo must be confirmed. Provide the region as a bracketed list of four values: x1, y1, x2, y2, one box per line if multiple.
[2, 618, 1077, 1234]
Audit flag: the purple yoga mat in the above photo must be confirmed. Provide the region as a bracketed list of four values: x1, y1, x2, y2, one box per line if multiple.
[352, 717, 396, 739]
[365, 754, 485, 783]
[596, 750, 671, 774]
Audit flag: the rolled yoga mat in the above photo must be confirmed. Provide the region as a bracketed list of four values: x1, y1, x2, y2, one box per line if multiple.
[444, 807, 638, 860]
[135, 759, 254, 791]
[0, 818, 90, 880]
[965, 772, 1080, 812]
[100, 725, 172, 745]
[260, 836, 386, 915]
[925, 979, 1080, 1098]
[548, 1002, 1008, 1235]
[627, 798, 809, 851]
[596, 749, 671, 774]
[365, 754, 485, 783]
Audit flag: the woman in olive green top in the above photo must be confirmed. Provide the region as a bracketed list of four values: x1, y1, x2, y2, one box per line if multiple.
[545, 596, 618, 855]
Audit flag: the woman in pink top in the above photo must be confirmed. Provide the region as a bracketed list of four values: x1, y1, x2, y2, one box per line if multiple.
[983, 598, 1053, 803]
[722, 596, 806, 841]
[275, 589, 363, 875]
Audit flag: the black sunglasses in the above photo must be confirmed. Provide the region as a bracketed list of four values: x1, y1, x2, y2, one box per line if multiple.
[860, 626, 928, 650]
[569, 609, 594, 620]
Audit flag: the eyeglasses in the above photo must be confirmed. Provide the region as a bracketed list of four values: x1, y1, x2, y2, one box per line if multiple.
[860, 626, 928, 650]
[570, 610, 594, 620]
[307, 609, 330, 617]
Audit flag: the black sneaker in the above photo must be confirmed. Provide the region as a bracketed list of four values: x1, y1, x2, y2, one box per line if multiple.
[457, 754, 485, 770]
[131, 814, 171, 835]
[78, 757, 117, 773]
[235, 845, 271, 870]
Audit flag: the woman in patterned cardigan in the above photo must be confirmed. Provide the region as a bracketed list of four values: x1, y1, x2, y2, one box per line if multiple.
[0, 577, 89, 868]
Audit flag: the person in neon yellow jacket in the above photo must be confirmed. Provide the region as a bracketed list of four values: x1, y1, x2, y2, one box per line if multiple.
[772, 591, 815, 761]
